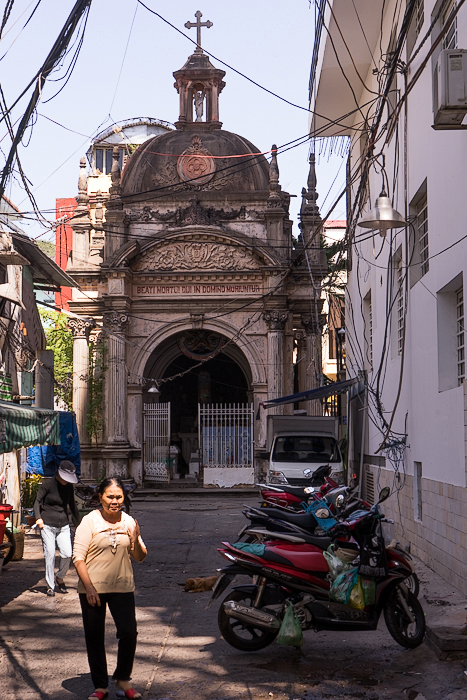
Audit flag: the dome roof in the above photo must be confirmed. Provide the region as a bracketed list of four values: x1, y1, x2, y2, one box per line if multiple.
[121, 129, 270, 198]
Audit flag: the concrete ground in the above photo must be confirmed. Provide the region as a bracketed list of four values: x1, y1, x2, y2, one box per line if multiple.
[1, 494, 467, 700]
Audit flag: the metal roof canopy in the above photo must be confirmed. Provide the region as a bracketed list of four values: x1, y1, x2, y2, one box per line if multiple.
[10, 231, 78, 290]
[0, 400, 60, 454]
[260, 377, 358, 410]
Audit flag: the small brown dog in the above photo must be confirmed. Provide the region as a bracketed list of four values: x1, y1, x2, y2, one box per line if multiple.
[184, 575, 218, 593]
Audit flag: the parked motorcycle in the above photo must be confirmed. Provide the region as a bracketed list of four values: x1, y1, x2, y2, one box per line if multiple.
[75, 480, 136, 514]
[210, 487, 425, 651]
[258, 465, 338, 511]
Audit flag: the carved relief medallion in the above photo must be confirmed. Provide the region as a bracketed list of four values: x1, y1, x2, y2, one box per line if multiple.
[179, 330, 223, 359]
[133, 241, 260, 271]
[177, 135, 216, 185]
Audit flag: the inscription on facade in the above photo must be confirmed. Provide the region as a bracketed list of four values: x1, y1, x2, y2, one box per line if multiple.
[135, 283, 261, 296]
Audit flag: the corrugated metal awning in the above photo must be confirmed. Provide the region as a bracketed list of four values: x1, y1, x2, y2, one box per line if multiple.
[10, 231, 78, 290]
[0, 401, 60, 454]
[260, 378, 359, 410]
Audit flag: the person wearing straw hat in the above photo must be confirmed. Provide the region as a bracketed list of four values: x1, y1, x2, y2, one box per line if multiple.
[34, 460, 80, 596]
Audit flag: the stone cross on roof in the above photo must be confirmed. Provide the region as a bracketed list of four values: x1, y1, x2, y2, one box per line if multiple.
[185, 10, 213, 54]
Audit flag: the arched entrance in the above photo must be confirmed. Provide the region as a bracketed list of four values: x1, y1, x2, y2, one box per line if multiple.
[142, 330, 255, 486]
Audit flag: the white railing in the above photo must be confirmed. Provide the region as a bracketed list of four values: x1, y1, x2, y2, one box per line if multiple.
[199, 403, 254, 469]
[144, 402, 171, 482]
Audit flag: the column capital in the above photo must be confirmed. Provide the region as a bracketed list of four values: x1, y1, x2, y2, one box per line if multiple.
[301, 313, 326, 335]
[263, 310, 288, 331]
[103, 311, 129, 334]
[67, 317, 94, 340]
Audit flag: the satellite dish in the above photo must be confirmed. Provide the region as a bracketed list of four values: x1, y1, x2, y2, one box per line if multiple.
[0, 282, 25, 309]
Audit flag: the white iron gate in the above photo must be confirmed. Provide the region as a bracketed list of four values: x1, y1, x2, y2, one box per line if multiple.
[199, 403, 254, 485]
[144, 402, 171, 483]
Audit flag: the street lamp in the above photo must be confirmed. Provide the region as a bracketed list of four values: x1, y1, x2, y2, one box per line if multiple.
[357, 189, 408, 237]
[147, 380, 160, 395]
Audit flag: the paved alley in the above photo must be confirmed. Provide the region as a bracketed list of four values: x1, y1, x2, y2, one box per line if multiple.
[1, 495, 467, 700]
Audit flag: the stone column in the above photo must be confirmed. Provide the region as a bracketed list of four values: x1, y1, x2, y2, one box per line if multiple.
[295, 330, 307, 405]
[263, 310, 288, 415]
[302, 312, 325, 417]
[103, 311, 129, 444]
[68, 318, 93, 444]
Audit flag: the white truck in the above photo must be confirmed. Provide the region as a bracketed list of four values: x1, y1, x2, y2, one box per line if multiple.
[259, 415, 344, 486]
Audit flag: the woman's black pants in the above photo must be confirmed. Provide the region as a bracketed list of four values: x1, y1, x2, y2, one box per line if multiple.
[79, 592, 137, 690]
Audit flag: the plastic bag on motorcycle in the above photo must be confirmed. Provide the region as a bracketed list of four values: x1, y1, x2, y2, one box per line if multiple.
[276, 602, 303, 647]
[329, 567, 359, 605]
[323, 546, 352, 579]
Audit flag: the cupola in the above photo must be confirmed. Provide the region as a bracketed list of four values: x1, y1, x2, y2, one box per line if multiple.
[173, 11, 226, 130]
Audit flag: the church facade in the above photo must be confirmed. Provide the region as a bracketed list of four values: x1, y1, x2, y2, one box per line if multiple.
[66, 25, 327, 486]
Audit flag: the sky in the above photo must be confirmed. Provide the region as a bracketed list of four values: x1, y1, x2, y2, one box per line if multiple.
[0, 0, 348, 243]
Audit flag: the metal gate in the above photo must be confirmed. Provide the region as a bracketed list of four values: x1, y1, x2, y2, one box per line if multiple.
[198, 403, 254, 472]
[143, 402, 171, 483]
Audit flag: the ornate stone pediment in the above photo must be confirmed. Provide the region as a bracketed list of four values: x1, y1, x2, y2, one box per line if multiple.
[125, 199, 247, 226]
[132, 239, 262, 272]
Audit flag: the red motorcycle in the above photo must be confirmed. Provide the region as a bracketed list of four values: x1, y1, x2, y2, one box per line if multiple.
[209, 487, 425, 652]
[258, 465, 337, 511]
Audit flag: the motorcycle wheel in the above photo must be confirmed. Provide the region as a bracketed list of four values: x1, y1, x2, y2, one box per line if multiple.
[2, 528, 16, 566]
[405, 573, 420, 598]
[384, 588, 425, 648]
[218, 588, 281, 651]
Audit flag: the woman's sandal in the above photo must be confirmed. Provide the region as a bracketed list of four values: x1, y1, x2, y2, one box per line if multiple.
[115, 688, 142, 699]
[88, 692, 108, 700]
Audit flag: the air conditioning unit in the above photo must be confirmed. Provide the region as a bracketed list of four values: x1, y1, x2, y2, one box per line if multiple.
[433, 49, 467, 129]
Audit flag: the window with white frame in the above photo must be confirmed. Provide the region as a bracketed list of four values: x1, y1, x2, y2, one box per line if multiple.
[94, 147, 124, 175]
[457, 287, 465, 385]
[364, 291, 373, 371]
[417, 195, 429, 277]
[437, 273, 464, 391]
[442, 0, 458, 49]
[414, 0, 424, 40]
[397, 258, 404, 355]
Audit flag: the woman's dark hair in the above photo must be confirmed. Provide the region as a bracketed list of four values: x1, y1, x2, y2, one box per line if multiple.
[98, 476, 125, 496]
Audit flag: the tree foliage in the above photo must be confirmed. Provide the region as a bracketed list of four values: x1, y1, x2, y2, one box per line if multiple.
[39, 308, 73, 409]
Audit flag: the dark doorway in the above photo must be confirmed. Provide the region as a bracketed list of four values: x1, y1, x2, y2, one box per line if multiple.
[159, 352, 249, 435]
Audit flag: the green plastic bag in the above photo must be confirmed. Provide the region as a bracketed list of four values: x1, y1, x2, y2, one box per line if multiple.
[360, 576, 376, 606]
[329, 567, 358, 605]
[276, 602, 303, 647]
[349, 576, 365, 610]
[323, 547, 352, 579]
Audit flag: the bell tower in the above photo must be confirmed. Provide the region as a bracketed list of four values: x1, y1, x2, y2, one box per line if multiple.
[173, 11, 226, 130]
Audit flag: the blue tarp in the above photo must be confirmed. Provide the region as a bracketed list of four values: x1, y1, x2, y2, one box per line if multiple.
[27, 411, 81, 476]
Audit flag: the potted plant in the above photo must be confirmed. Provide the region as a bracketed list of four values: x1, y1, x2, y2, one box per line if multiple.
[21, 475, 42, 525]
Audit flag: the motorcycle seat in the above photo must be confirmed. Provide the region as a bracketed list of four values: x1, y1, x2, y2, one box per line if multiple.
[266, 485, 307, 497]
[262, 543, 331, 572]
[259, 506, 318, 530]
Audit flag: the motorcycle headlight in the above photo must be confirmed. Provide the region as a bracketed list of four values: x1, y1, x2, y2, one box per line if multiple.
[269, 471, 288, 484]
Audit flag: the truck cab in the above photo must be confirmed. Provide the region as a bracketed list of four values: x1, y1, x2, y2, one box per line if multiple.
[262, 416, 344, 486]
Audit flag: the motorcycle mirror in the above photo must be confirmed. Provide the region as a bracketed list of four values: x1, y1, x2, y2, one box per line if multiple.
[335, 494, 345, 508]
[378, 486, 390, 503]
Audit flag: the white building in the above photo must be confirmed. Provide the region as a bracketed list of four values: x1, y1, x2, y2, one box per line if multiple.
[311, 0, 467, 592]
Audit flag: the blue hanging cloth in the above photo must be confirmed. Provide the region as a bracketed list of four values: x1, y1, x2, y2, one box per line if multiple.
[27, 411, 81, 476]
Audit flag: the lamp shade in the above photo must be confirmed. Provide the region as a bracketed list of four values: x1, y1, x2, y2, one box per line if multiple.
[147, 381, 160, 394]
[357, 193, 407, 236]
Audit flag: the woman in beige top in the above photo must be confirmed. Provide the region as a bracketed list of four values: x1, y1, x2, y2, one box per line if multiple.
[73, 476, 147, 700]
